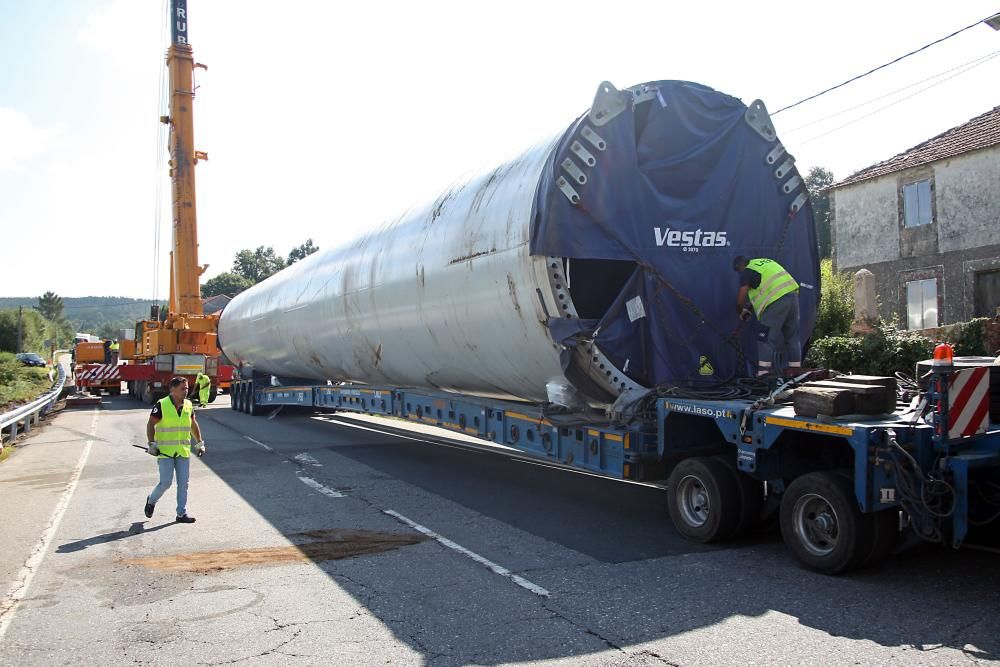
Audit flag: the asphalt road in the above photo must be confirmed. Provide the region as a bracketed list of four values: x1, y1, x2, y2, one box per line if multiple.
[1, 395, 998, 666]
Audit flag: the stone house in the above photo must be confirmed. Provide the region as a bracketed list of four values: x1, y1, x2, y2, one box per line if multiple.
[828, 106, 1000, 329]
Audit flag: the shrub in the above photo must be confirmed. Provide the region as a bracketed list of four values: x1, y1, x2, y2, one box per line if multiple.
[813, 259, 854, 339]
[805, 323, 935, 376]
[953, 317, 991, 357]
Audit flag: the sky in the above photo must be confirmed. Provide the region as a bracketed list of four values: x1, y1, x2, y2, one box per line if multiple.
[2, 0, 999, 299]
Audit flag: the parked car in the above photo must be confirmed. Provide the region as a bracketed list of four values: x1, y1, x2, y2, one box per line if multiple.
[15, 352, 47, 367]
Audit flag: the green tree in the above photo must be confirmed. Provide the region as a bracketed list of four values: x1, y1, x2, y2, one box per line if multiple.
[813, 258, 854, 339]
[0, 309, 48, 353]
[805, 166, 834, 259]
[233, 246, 286, 284]
[35, 291, 64, 321]
[202, 272, 253, 298]
[96, 323, 120, 340]
[287, 238, 319, 265]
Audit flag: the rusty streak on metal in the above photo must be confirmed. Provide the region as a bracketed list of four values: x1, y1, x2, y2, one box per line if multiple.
[447, 248, 497, 265]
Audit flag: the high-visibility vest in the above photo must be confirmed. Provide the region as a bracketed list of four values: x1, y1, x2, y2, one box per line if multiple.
[154, 396, 193, 459]
[110, 342, 119, 351]
[196, 373, 210, 389]
[747, 258, 798, 316]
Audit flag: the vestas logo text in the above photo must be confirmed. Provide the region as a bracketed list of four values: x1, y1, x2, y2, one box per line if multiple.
[654, 228, 729, 252]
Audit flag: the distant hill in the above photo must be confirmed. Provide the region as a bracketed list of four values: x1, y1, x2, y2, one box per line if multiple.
[0, 296, 161, 334]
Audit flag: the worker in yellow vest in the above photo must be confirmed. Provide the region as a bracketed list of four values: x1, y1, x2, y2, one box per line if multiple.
[144, 377, 206, 523]
[194, 372, 212, 407]
[733, 256, 802, 377]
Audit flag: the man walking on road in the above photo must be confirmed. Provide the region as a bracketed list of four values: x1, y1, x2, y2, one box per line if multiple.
[145, 377, 207, 523]
[194, 371, 211, 407]
[733, 256, 802, 377]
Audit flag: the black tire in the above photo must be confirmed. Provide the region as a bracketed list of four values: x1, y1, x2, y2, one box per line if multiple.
[861, 508, 899, 568]
[780, 471, 874, 574]
[713, 455, 765, 538]
[248, 386, 260, 416]
[208, 385, 218, 404]
[667, 456, 742, 543]
[230, 384, 238, 410]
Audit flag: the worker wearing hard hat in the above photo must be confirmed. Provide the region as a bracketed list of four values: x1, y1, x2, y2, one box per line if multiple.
[733, 256, 802, 377]
[144, 377, 206, 523]
[194, 372, 212, 407]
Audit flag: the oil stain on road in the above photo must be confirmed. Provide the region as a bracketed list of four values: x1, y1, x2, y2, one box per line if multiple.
[123, 528, 428, 573]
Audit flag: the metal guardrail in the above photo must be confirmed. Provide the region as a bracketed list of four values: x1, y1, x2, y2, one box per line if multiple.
[1, 361, 68, 444]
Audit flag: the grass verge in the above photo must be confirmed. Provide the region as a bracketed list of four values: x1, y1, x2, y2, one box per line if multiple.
[0, 351, 53, 412]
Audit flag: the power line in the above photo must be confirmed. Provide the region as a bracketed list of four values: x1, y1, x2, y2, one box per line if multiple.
[782, 48, 1000, 135]
[773, 12, 999, 115]
[798, 51, 1000, 145]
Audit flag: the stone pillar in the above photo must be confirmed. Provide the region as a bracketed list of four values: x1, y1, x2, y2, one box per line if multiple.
[850, 268, 878, 335]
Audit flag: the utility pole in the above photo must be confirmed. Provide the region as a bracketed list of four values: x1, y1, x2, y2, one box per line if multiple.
[16, 306, 23, 353]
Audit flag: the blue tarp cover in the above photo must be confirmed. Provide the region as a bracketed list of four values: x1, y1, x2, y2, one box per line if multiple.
[531, 81, 820, 387]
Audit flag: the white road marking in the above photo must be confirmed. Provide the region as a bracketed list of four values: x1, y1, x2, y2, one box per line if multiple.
[297, 473, 344, 498]
[244, 435, 273, 452]
[0, 409, 100, 641]
[293, 452, 321, 467]
[383, 509, 550, 598]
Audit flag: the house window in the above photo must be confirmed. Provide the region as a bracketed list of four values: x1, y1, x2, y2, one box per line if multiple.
[906, 278, 938, 330]
[902, 179, 933, 228]
[974, 269, 1000, 318]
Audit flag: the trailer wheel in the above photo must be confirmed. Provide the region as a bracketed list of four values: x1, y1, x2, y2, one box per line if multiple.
[248, 388, 260, 416]
[208, 385, 218, 404]
[713, 455, 765, 538]
[780, 471, 874, 574]
[230, 384, 238, 410]
[667, 456, 741, 543]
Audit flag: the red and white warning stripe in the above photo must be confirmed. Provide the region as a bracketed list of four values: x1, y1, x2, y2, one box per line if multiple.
[948, 366, 990, 439]
[76, 364, 123, 384]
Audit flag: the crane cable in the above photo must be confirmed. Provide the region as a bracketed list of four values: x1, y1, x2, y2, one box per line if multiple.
[772, 12, 999, 115]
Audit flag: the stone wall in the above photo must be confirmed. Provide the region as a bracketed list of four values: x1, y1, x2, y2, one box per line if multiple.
[831, 146, 1000, 326]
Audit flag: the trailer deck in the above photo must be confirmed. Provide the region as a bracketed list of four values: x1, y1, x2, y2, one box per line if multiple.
[232, 371, 1000, 572]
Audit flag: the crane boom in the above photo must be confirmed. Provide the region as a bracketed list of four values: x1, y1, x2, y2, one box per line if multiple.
[166, 0, 204, 316]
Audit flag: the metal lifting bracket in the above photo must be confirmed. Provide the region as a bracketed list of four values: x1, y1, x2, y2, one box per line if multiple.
[744, 99, 777, 142]
[589, 81, 629, 127]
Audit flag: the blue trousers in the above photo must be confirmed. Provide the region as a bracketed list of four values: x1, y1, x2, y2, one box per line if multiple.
[148, 456, 190, 517]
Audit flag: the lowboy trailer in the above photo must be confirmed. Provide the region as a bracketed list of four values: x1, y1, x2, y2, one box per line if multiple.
[231, 356, 1000, 574]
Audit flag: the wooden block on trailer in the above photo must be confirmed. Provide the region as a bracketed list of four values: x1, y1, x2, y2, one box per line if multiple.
[825, 375, 896, 413]
[803, 381, 891, 415]
[793, 386, 855, 418]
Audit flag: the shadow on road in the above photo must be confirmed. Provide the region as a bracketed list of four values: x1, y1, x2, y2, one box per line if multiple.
[57, 521, 176, 553]
[156, 397, 1000, 663]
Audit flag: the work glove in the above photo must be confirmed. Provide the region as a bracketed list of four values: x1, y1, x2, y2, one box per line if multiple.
[193, 441, 206, 458]
[739, 308, 753, 322]
[147, 442, 159, 457]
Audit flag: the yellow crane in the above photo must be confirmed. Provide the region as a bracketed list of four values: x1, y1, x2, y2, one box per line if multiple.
[120, 0, 220, 404]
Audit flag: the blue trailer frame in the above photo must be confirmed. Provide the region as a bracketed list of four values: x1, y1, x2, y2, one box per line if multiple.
[231, 373, 1000, 570]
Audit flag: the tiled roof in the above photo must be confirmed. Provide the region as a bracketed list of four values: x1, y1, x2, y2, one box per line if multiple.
[830, 105, 1000, 188]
